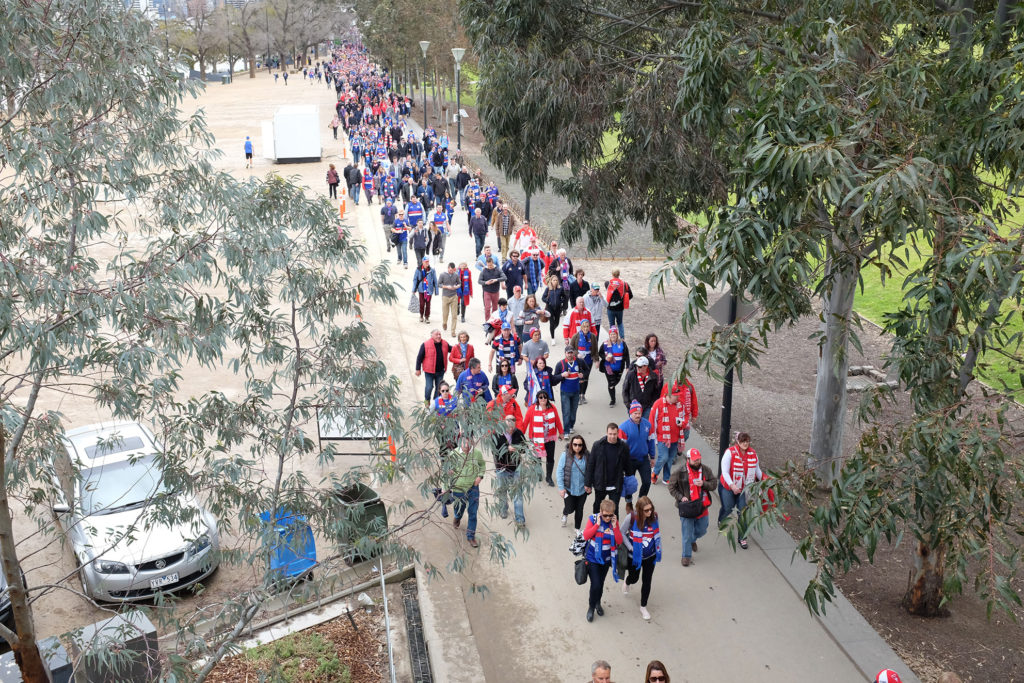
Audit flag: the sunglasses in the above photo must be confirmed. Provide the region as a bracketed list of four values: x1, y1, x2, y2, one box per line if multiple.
[643, 507, 653, 513]
[601, 514, 613, 520]
[440, 389, 450, 393]
[572, 442, 583, 447]
[650, 677, 667, 683]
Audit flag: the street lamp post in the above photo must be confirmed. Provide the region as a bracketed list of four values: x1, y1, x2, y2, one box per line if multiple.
[419, 40, 430, 130]
[451, 48, 465, 151]
[265, 4, 271, 71]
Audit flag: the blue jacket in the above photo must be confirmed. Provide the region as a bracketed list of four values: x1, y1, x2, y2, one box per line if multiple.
[413, 267, 438, 295]
[556, 450, 587, 496]
[502, 260, 526, 294]
[618, 418, 655, 461]
[456, 368, 492, 403]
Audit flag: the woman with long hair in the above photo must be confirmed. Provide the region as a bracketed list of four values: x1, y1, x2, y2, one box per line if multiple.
[448, 330, 475, 382]
[556, 434, 589, 534]
[644, 333, 667, 377]
[491, 358, 520, 397]
[643, 661, 671, 683]
[517, 293, 544, 337]
[542, 273, 569, 339]
[522, 390, 563, 486]
[525, 357, 554, 406]
[599, 326, 630, 407]
[621, 495, 662, 621]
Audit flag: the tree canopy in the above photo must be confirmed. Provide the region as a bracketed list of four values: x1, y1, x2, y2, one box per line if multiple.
[462, 0, 1024, 615]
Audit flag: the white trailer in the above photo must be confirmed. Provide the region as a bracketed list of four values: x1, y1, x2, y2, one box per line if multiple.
[261, 105, 321, 163]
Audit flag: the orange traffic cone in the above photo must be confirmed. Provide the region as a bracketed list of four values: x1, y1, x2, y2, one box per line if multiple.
[384, 412, 397, 462]
[339, 195, 346, 219]
[355, 289, 362, 321]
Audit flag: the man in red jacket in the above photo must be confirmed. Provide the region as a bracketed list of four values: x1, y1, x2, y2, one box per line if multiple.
[604, 269, 633, 339]
[415, 329, 450, 403]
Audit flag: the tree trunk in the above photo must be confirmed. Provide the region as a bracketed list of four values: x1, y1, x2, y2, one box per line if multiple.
[0, 427, 49, 682]
[808, 237, 859, 483]
[198, 56, 206, 81]
[249, 51, 256, 78]
[902, 540, 949, 616]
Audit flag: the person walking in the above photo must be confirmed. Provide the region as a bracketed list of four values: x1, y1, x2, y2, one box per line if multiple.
[649, 390, 686, 484]
[490, 200, 517, 259]
[448, 330, 475, 382]
[599, 326, 629, 407]
[568, 269, 590, 307]
[719, 432, 762, 550]
[488, 323, 522, 371]
[517, 294, 544, 338]
[568, 319, 599, 403]
[582, 499, 623, 622]
[643, 334, 668, 378]
[522, 390, 562, 486]
[244, 136, 254, 168]
[380, 198, 397, 253]
[450, 438, 486, 548]
[391, 212, 409, 268]
[501, 250, 526, 297]
[412, 258, 438, 323]
[455, 358, 492, 404]
[622, 356, 661, 420]
[618, 401, 655, 504]
[565, 297, 593, 341]
[282, 71, 288, 85]
[582, 283, 606, 337]
[328, 114, 340, 139]
[491, 358, 520, 397]
[524, 356, 554, 406]
[361, 166, 375, 205]
[456, 262, 473, 322]
[620, 495, 661, 621]
[507, 286, 526, 340]
[604, 269, 632, 338]
[543, 273, 569, 340]
[326, 163, 340, 199]
[644, 661, 671, 683]
[553, 347, 584, 435]
[438, 262, 461, 337]
[520, 327, 550, 367]
[411, 220, 432, 265]
[492, 414, 527, 528]
[477, 257, 505, 319]
[414, 329, 450, 403]
[469, 207, 489, 257]
[345, 162, 362, 204]
[556, 434, 590, 534]
[668, 448, 715, 566]
[585, 423, 629, 516]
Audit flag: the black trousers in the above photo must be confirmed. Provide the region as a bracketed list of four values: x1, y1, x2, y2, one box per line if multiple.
[591, 489, 620, 517]
[587, 561, 610, 610]
[625, 554, 657, 607]
[562, 493, 589, 530]
[544, 441, 555, 480]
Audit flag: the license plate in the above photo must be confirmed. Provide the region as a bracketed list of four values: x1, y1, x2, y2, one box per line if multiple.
[150, 572, 179, 589]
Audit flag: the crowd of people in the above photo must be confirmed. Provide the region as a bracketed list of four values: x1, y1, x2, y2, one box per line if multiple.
[307, 43, 912, 682]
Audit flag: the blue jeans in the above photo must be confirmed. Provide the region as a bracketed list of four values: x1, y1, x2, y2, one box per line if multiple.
[350, 184, 361, 203]
[452, 485, 480, 540]
[395, 241, 408, 265]
[474, 233, 486, 257]
[423, 371, 444, 402]
[606, 309, 624, 337]
[560, 391, 580, 434]
[495, 470, 525, 524]
[718, 484, 748, 535]
[654, 441, 678, 481]
[680, 514, 710, 559]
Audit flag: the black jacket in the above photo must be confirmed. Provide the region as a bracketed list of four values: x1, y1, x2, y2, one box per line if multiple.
[585, 436, 629, 492]
[622, 368, 663, 412]
[493, 429, 526, 472]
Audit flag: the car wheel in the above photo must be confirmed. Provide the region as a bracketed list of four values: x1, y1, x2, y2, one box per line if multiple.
[73, 556, 94, 601]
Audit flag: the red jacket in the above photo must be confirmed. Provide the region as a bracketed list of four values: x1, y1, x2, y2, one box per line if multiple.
[661, 379, 698, 419]
[487, 391, 524, 432]
[649, 397, 687, 444]
[448, 343, 476, 366]
[564, 307, 593, 339]
[522, 403, 563, 451]
[416, 339, 450, 374]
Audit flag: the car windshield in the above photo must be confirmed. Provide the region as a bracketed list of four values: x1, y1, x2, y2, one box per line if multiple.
[79, 455, 167, 515]
[83, 436, 145, 459]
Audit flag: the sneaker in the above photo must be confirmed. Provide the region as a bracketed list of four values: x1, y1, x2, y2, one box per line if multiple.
[622, 582, 629, 595]
[580, 397, 588, 404]
[560, 515, 567, 527]
[640, 606, 651, 621]
[681, 557, 691, 567]
[419, 316, 424, 322]
[609, 400, 615, 407]
[739, 538, 749, 550]
[651, 473, 659, 485]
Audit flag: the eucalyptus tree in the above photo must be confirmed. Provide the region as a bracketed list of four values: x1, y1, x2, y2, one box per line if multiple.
[461, 0, 1024, 615]
[0, 0, 412, 681]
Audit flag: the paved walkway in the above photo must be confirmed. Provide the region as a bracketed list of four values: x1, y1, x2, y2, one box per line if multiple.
[208, 73, 915, 682]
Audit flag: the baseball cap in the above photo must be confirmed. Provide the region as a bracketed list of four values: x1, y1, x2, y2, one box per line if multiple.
[501, 322, 511, 329]
[875, 671, 902, 683]
[590, 283, 600, 290]
[629, 400, 642, 414]
[422, 257, 430, 263]
[688, 448, 702, 462]
[635, 357, 650, 367]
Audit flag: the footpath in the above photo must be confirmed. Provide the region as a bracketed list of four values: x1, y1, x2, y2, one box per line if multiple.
[211, 72, 917, 682]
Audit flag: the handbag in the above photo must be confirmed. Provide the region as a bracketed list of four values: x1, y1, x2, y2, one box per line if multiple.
[574, 558, 587, 585]
[678, 492, 706, 519]
[616, 540, 631, 576]
[408, 292, 419, 313]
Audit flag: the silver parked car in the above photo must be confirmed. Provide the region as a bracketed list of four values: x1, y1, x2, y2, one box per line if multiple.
[52, 422, 219, 602]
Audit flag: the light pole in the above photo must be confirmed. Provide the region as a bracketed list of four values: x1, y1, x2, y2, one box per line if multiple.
[451, 48, 465, 151]
[419, 40, 430, 130]
[265, 4, 271, 71]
